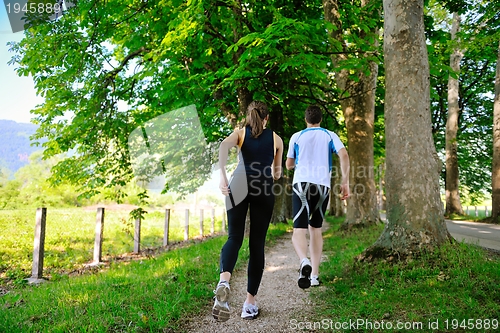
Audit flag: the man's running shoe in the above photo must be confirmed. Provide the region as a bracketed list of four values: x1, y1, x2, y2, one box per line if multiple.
[298, 258, 312, 289]
[241, 302, 259, 320]
[310, 275, 320, 287]
[212, 280, 231, 322]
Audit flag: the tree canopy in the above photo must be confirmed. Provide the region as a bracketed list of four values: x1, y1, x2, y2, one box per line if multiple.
[10, 0, 345, 200]
[8, 0, 500, 216]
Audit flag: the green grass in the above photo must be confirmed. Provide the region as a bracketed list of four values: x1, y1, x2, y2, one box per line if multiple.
[0, 220, 291, 332]
[3, 211, 499, 332]
[307, 216, 500, 332]
[0, 208, 227, 286]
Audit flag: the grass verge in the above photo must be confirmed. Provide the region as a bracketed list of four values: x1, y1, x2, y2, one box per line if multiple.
[0, 221, 291, 333]
[306, 216, 500, 332]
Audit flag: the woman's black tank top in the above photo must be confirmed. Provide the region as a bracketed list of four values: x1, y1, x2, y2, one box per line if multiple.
[237, 126, 274, 178]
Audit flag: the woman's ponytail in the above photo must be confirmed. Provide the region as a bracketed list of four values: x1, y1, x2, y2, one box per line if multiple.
[246, 101, 269, 138]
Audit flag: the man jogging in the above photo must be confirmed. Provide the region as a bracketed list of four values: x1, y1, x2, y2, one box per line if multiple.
[286, 105, 350, 288]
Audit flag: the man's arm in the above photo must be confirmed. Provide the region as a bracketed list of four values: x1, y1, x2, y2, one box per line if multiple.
[338, 148, 350, 200]
[285, 157, 295, 170]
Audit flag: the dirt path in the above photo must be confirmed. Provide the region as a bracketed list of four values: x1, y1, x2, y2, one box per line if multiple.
[183, 230, 318, 333]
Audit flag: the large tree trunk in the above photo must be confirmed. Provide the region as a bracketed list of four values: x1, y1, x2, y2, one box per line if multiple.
[338, 63, 380, 229]
[269, 98, 292, 223]
[362, 0, 453, 259]
[492, 41, 500, 222]
[271, 175, 293, 223]
[445, 13, 464, 216]
[329, 156, 346, 217]
[323, 0, 380, 229]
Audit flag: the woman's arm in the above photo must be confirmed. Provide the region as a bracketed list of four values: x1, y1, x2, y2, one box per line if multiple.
[218, 129, 241, 196]
[273, 134, 284, 180]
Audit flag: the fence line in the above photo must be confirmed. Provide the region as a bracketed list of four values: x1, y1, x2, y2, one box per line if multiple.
[28, 205, 490, 283]
[29, 208, 47, 284]
[184, 209, 189, 241]
[464, 206, 491, 217]
[28, 207, 227, 284]
[93, 207, 105, 263]
[134, 217, 141, 253]
[163, 209, 170, 247]
[199, 209, 204, 238]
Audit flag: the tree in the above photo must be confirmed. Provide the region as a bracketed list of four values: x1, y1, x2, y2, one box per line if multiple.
[427, 1, 498, 206]
[362, 0, 453, 259]
[10, 0, 335, 213]
[492, 40, 500, 222]
[322, 0, 382, 229]
[0, 180, 21, 209]
[445, 12, 464, 216]
[328, 155, 345, 217]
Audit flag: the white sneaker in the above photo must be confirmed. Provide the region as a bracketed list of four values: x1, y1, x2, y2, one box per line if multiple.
[212, 281, 231, 322]
[310, 275, 320, 287]
[298, 258, 312, 289]
[241, 302, 259, 320]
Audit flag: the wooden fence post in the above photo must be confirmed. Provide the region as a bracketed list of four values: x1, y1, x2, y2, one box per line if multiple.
[211, 208, 215, 234]
[222, 209, 226, 233]
[184, 209, 189, 241]
[466, 206, 469, 215]
[134, 217, 141, 253]
[475, 206, 478, 217]
[164, 209, 170, 246]
[28, 208, 47, 284]
[199, 209, 204, 237]
[93, 207, 105, 263]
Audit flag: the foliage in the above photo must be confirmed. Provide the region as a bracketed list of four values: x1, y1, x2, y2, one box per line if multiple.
[0, 152, 79, 209]
[0, 151, 178, 209]
[6, 0, 500, 210]
[426, 0, 500, 204]
[0, 180, 21, 209]
[9, 0, 343, 201]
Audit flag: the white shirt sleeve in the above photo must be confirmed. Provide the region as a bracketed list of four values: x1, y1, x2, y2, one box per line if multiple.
[329, 131, 345, 154]
[287, 132, 299, 159]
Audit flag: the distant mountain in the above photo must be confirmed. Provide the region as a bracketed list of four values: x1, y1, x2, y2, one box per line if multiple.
[0, 119, 41, 174]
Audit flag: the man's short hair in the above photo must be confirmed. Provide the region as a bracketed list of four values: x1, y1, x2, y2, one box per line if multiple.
[305, 105, 322, 124]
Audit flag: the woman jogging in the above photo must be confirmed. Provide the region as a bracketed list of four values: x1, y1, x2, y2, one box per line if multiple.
[212, 100, 283, 321]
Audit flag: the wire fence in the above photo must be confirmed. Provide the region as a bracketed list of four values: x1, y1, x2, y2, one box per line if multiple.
[464, 206, 492, 218]
[28, 207, 227, 283]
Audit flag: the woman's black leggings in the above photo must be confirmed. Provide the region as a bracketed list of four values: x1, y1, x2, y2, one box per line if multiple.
[219, 176, 275, 296]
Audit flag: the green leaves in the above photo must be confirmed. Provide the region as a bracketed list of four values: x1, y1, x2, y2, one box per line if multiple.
[426, 0, 498, 203]
[9, 0, 330, 201]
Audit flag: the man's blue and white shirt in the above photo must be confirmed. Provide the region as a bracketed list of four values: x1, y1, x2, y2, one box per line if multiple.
[287, 127, 345, 188]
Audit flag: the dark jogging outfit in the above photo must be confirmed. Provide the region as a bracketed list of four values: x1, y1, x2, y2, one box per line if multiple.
[219, 126, 276, 296]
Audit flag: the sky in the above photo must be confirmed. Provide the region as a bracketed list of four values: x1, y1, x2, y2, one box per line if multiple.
[0, 8, 44, 124]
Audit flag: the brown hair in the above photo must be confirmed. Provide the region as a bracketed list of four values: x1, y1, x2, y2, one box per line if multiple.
[305, 105, 322, 124]
[245, 101, 269, 138]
